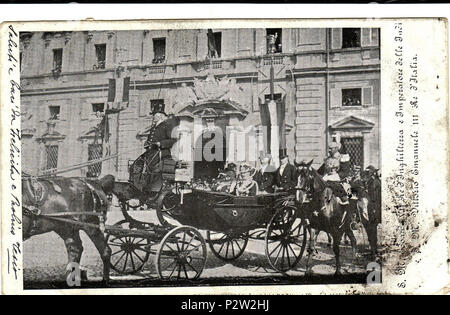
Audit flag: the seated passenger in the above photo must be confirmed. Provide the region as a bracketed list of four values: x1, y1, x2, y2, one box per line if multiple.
[254, 155, 276, 194]
[231, 164, 258, 196]
[211, 163, 237, 193]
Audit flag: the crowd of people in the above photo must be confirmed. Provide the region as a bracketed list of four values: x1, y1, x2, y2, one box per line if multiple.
[189, 142, 359, 198]
[138, 106, 363, 200]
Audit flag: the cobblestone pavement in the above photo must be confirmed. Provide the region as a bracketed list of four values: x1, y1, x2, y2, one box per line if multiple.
[24, 206, 373, 288]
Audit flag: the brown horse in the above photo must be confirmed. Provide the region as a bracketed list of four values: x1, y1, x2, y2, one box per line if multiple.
[22, 174, 115, 284]
[359, 166, 382, 257]
[295, 165, 357, 275]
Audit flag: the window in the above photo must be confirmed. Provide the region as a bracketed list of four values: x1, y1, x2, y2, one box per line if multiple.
[342, 28, 361, 48]
[153, 38, 166, 64]
[52, 48, 63, 72]
[49, 106, 60, 120]
[94, 44, 106, 69]
[45, 145, 59, 170]
[266, 28, 282, 54]
[215, 32, 222, 58]
[87, 143, 103, 178]
[342, 88, 362, 106]
[341, 137, 364, 168]
[265, 93, 282, 103]
[92, 103, 105, 114]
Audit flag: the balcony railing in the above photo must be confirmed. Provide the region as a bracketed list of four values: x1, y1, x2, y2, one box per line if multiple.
[262, 55, 284, 66]
[147, 65, 166, 74]
[203, 60, 223, 70]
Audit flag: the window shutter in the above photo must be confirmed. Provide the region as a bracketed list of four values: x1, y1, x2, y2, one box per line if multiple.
[330, 88, 342, 109]
[361, 28, 372, 47]
[362, 86, 373, 106]
[331, 29, 342, 49]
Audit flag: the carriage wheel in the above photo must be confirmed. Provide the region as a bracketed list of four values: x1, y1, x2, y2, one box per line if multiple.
[265, 206, 307, 273]
[156, 190, 180, 227]
[156, 226, 207, 280]
[106, 220, 151, 275]
[206, 231, 249, 261]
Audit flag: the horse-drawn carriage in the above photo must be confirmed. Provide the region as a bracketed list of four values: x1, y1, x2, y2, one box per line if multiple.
[106, 152, 308, 279]
[22, 145, 380, 283]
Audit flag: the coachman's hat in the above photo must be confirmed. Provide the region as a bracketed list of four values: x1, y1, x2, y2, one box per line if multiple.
[150, 102, 166, 115]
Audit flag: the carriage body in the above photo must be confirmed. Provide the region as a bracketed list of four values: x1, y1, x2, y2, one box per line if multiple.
[168, 189, 290, 233]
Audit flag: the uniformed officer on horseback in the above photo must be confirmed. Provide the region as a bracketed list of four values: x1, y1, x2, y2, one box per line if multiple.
[318, 141, 351, 204]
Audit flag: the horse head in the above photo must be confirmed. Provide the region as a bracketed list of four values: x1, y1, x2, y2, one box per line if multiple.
[295, 159, 315, 192]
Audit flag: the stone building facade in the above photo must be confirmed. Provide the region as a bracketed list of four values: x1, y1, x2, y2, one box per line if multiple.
[20, 28, 380, 181]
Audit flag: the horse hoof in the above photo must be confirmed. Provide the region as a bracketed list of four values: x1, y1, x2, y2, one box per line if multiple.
[334, 270, 342, 276]
[305, 269, 313, 277]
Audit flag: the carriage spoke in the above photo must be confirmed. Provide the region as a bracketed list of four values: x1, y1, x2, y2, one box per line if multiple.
[273, 243, 284, 266]
[111, 249, 125, 257]
[183, 264, 189, 279]
[122, 253, 130, 273]
[181, 231, 187, 252]
[134, 252, 146, 263]
[130, 253, 136, 271]
[287, 243, 299, 260]
[109, 242, 124, 247]
[225, 241, 230, 259]
[186, 243, 203, 255]
[269, 242, 283, 257]
[168, 262, 178, 279]
[185, 262, 199, 277]
[113, 251, 127, 268]
[234, 240, 242, 252]
[286, 246, 291, 267]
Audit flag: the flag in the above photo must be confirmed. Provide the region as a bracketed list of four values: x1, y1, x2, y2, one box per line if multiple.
[107, 77, 130, 111]
[259, 97, 271, 154]
[277, 95, 287, 155]
[207, 29, 218, 59]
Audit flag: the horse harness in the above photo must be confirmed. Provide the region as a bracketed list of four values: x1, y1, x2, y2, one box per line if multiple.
[23, 177, 109, 233]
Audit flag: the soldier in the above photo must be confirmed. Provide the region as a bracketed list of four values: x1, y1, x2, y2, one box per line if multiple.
[318, 142, 342, 181]
[142, 103, 178, 194]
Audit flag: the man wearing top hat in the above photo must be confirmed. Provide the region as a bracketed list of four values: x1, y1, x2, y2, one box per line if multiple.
[142, 102, 178, 194]
[274, 154, 297, 192]
[254, 154, 276, 193]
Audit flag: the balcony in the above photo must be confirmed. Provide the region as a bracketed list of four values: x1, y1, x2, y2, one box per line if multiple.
[203, 60, 223, 70]
[147, 64, 167, 74]
[262, 55, 284, 66]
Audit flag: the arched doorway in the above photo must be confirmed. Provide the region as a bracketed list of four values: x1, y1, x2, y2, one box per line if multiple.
[193, 115, 228, 179]
[175, 100, 248, 180]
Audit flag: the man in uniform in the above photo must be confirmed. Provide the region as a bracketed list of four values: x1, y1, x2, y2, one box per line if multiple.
[142, 104, 178, 194]
[318, 142, 354, 227]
